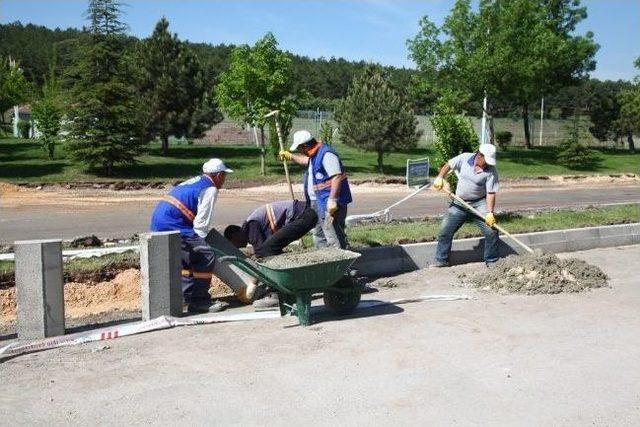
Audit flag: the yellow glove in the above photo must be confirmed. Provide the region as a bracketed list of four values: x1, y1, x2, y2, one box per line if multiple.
[433, 176, 444, 191]
[485, 212, 496, 227]
[278, 150, 292, 161]
[327, 198, 338, 216]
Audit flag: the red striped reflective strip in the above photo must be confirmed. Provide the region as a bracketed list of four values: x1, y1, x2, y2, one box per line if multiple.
[163, 195, 195, 222]
[313, 173, 346, 191]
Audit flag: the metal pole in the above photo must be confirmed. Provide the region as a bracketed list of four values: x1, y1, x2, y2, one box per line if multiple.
[481, 94, 488, 144]
[539, 97, 544, 146]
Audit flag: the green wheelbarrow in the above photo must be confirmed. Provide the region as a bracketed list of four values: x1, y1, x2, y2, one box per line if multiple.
[211, 247, 362, 326]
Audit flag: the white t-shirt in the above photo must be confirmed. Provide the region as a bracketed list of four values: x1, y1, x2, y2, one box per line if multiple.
[306, 152, 342, 200]
[178, 176, 219, 238]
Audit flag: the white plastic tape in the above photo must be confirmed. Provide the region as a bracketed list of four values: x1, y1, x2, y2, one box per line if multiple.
[0, 311, 280, 359]
[0, 294, 470, 359]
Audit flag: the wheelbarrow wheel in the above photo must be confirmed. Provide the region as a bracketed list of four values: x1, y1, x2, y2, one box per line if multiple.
[323, 277, 361, 315]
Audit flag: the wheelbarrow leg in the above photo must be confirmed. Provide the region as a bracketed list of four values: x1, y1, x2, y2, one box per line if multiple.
[278, 291, 296, 317]
[295, 291, 312, 326]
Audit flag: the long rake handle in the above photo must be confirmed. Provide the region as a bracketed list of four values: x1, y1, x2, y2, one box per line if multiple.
[441, 188, 534, 254]
[274, 118, 295, 201]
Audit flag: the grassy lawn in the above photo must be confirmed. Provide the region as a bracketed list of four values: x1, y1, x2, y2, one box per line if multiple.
[1, 136, 639, 183]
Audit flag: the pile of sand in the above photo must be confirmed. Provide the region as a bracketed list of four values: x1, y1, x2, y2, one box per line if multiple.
[460, 251, 608, 294]
[261, 248, 358, 269]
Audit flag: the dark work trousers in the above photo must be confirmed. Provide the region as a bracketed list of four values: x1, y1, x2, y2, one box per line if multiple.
[181, 234, 215, 305]
[255, 206, 319, 258]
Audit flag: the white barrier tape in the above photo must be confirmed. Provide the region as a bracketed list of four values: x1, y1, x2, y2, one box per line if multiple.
[0, 311, 280, 359]
[0, 294, 469, 359]
[0, 245, 139, 261]
[357, 294, 472, 310]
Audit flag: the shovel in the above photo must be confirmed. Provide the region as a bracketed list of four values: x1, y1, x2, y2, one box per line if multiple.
[440, 188, 534, 254]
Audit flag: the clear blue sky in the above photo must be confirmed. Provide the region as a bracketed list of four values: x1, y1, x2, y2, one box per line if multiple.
[1, 0, 638, 81]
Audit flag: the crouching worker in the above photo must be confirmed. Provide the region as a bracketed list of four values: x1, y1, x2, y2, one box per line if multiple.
[150, 158, 233, 314]
[224, 200, 317, 258]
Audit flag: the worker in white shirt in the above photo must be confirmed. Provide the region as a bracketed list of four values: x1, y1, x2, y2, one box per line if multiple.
[149, 158, 232, 314]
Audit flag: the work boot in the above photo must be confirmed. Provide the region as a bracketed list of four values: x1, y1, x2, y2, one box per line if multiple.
[429, 261, 449, 269]
[187, 300, 230, 314]
[252, 292, 279, 310]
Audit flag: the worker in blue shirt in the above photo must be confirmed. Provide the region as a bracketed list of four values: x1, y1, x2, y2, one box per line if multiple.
[150, 158, 232, 314]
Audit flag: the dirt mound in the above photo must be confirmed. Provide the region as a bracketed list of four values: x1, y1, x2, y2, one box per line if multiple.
[460, 251, 608, 294]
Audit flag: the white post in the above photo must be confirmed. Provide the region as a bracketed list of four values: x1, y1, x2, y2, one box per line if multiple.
[13, 105, 19, 138]
[539, 97, 545, 146]
[481, 94, 488, 144]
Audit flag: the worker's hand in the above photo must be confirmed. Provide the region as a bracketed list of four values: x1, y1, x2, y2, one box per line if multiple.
[327, 198, 338, 216]
[278, 150, 292, 161]
[485, 212, 496, 227]
[433, 176, 445, 191]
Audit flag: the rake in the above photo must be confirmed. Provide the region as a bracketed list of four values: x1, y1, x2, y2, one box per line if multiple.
[345, 183, 432, 226]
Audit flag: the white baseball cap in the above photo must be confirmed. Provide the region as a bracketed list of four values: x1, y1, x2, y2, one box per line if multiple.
[478, 144, 497, 166]
[290, 130, 315, 151]
[202, 158, 233, 174]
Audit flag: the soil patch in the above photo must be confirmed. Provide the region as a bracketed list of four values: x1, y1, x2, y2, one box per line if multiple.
[260, 248, 358, 269]
[0, 269, 239, 325]
[460, 251, 608, 294]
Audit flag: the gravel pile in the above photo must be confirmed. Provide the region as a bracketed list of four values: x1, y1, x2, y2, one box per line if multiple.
[260, 248, 357, 270]
[460, 251, 608, 294]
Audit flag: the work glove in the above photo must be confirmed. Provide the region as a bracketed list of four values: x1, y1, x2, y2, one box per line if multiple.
[326, 198, 338, 216]
[485, 212, 496, 227]
[433, 176, 445, 191]
[278, 150, 292, 161]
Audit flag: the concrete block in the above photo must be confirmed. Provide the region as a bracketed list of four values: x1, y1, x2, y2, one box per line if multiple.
[14, 239, 65, 339]
[205, 229, 257, 295]
[140, 231, 182, 320]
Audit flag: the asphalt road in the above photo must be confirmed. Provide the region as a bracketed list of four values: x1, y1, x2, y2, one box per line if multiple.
[1, 184, 639, 244]
[2, 245, 639, 425]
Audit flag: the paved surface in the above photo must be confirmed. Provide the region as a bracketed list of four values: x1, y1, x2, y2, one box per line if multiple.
[1, 182, 639, 243]
[1, 245, 639, 425]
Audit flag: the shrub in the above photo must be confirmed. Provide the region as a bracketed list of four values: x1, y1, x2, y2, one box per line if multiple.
[495, 130, 512, 150]
[319, 121, 334, 145]
[557, 117, 600, 169]
[431, 92, 478, 189]
[17, 119, 30, 138]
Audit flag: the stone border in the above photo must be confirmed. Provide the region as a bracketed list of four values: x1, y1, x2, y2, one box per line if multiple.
[352, 223, 640, 277]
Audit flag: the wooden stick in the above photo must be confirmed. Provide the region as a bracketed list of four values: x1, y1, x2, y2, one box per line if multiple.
[273, 117, 296, 201]
[441, 188, 534, 254]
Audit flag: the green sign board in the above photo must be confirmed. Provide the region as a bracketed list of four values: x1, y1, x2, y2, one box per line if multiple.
[406, 158, 430, 187]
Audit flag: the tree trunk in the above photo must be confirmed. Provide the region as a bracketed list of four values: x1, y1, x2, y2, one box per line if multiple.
[628, 132, 636, 153]
[48, 143, 54, 160]
[522, 105, 531, 149]
[161, 134, 169, 156]
[377, 150, 384, 173]
[106, 161, 113, 177]
[259, 127, 266, 176]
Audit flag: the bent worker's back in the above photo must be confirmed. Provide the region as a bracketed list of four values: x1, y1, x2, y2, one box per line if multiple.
[150, 175, 214, 237]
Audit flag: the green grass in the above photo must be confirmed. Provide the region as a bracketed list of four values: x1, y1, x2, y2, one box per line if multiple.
[1, 136, 639, 183]
[345, 204, 640, 247]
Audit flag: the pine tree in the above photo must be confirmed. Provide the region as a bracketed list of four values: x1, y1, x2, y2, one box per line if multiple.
[138, 18, 221, 155]
[335, 65, 421, 173]
[65, 0, 145, 176]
